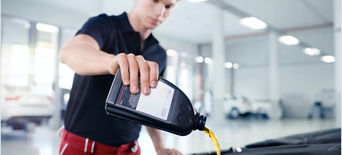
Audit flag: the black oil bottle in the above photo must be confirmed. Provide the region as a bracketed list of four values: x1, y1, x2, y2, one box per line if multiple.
[105, 70, 207, 136]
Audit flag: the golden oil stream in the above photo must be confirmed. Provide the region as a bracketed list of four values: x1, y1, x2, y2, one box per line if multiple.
[204, 127, 221, 155]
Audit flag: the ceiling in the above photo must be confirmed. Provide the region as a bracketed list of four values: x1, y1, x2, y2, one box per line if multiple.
[223, 0, 333, 29]
[2, 0, 336, 63]
[11, 0, 334, 43]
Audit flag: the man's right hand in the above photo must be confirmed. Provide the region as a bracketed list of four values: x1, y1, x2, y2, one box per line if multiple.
[108, 53, 159, 95]
[60, 34, 158, 95]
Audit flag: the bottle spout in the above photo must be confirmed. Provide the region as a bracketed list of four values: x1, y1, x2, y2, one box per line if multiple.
[194, 113, 207, 131]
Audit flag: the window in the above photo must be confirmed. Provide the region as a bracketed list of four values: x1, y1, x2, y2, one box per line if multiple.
[1, 17, 30, 88]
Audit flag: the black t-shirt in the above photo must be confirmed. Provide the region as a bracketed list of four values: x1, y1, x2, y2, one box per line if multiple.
[64, 12, 167, 146]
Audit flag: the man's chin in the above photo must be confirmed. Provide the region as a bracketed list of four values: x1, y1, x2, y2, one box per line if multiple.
[146, 25, 158, 30]
[146, 22, 161, 29]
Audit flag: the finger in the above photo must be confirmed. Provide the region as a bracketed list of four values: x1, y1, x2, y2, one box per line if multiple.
[171, 150, 177, 155]
[117, 53, 130, 85]
[136, 55, 150, 95]
[127, 54, 139, 94]
[147, 61, 159, 88]
[172, 149, 180, 155]
[171, 149, 181, 155]
[163, 149, 172, 155]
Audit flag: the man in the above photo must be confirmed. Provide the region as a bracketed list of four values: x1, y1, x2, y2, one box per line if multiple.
[59, 0, 182, 154]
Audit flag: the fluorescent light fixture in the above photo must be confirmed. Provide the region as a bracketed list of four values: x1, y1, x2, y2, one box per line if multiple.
[167, 49, 178, 57]
[225, 62, 233, 69]
[278, 35, 300, 45]
[195, 56, 204, 63]
[321, 55, 335, 63]
[239, 17, 268, 30]
[36, 23, 58, 33]
[303, 48, 321, 56]
[204, 57, 212, 64]
[187, 0, 207, 3]
[233, 63, 239, 69]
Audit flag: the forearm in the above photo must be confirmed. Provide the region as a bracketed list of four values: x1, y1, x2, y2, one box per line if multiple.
[146, 126, 165, 152]
[60, 41, 114, 75]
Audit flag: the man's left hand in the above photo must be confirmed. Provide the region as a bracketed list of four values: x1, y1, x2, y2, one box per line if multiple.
[156, 148, 182, 155]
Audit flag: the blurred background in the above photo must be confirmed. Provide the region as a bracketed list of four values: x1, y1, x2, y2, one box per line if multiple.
[1, 0, 341, 154]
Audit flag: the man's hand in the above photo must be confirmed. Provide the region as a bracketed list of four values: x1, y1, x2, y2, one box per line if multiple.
[145, 127, 183, 155]
[156, 148, 182, 155]
[108, 53, 159, 95]
[60, 35, 159, 94]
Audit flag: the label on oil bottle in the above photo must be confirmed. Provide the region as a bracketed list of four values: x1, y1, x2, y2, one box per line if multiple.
[117, 81, 174, 120]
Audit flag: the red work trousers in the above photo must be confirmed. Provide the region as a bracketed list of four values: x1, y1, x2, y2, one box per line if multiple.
[59, 129, 141, 155]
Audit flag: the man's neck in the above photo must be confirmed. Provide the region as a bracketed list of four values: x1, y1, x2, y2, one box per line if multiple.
[128, 12, 152, 42]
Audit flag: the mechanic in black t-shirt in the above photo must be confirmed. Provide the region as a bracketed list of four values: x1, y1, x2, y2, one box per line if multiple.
[59, 0, 181, 155]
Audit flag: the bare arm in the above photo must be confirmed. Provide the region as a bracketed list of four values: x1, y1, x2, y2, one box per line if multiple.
[146, 126, 165, 151]
[60, 34, 160, 95]
[60, 34, 114, 75]
[146, 126, 182, 155]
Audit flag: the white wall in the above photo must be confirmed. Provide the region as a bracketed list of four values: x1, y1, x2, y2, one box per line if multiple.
[201, 28, 335, 118]
[279, 64, 334, 95]
[234, 67, 269, 100]
[232, 63, 334, 99]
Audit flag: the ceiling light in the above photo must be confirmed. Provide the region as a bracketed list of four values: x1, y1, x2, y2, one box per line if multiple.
[195, 56, 204, 63]
[36, 23, 58, 33]
[225, 62, 233, 69]
[187, 0, 207, 3]
[321, 55, 335, 63]
[303, 48, 321, 56]
[167, 49, 178, 57]
[278, 35, 300, 45]
[204, 57, 212, 64]
[239, 17, 268, 30]
[233, 63, 239, 69]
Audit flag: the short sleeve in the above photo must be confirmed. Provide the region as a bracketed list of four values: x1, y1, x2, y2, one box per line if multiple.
[76, 14, 114, 50]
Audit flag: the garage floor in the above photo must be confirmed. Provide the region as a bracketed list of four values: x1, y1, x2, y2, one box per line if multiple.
[1, 119, 336, 155]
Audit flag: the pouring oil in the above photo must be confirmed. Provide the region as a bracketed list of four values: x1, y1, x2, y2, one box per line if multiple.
[204, 127, 221, 155]
[106, 70, 207, 136]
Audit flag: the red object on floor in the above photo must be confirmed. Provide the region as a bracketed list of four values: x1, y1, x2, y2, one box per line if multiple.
[59, 129, 141, 155]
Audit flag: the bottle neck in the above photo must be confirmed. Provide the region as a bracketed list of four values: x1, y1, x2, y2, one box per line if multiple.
[194, 113, 207, 131]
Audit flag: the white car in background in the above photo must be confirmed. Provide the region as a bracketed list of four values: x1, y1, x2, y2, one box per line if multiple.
[251, 99, 273, 118]
[1, 92, 54, 131]
[224, 96, 252, 119]
[224, 96, 272, 119]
